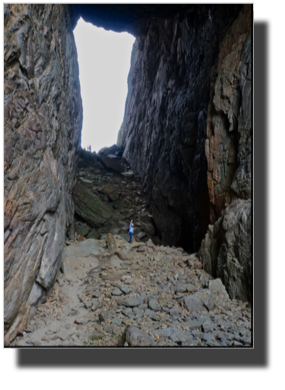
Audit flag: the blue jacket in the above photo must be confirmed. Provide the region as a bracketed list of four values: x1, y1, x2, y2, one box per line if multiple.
[129, 226, 134, 234]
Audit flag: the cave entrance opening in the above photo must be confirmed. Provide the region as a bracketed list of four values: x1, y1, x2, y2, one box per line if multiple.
[73, 18, 135, 153]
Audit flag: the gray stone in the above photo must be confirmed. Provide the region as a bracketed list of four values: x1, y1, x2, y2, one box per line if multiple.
[120, 296, 144, 307]
[153, 328, 172, 338]
[112, 288, 122, 296]
[175, 283, 189, 293]
[209, 279, 229, 298]
[183, 295, 204, 312]
[126, 326, 152, 346]
[181, 319, 204, 331]
[206, 340, 221, 347]
[121, 286, 130, 294]
[186, 284, 198, 293]
[122, 308, 134, 318]
[169, 307, 181, 319]
[201, 333, 215, 342]
[99, 310, 112, 322]
[233, 340, 243, 346]
[241, 336, 251, 345]
[199, 293, 215, 312]
[92, 290, 101, 298]
[191, 330, 201, 339]
[112, 316, 122, 325]
[148, 299, 160, 311]
[138, 303, 148, 311]
[134, 310, 144, 319]
[147, 294, 156, 303]
[169, 328, 187, 343]
[144, 309, 155, 317]
[105, 323, 120, 336]
[75, 317, 90, 325]
[202, 320, 215, 333]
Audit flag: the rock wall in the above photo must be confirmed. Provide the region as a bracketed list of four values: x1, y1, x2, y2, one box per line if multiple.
[200, 6, 252, 302]
[4, 4, 252, 345]
[4, 4, 82, 345]
[119, 5, 252, 300]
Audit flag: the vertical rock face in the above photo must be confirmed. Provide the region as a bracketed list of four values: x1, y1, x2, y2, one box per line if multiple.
[4, 4, 82, 345]
[120, 5, 252, 301]
[205, 6, 252, 223]
[200, 6, 252, 302]
[4, 4, 252, 345]
[119, 5, 244, 252]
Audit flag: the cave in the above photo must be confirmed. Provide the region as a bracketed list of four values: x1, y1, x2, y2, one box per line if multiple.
[4, 4, 252, 346]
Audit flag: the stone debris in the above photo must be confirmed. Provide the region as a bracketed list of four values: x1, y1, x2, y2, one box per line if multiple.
[72, 150, 160, 246]
[11, 235, 251, 347]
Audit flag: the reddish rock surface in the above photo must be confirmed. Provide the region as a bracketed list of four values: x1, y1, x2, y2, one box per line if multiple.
[201, 5, 252, 302]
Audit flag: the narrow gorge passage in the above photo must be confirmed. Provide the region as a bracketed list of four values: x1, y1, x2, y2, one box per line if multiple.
[4, 4, 252, 347]
[11, 150, 251, 347]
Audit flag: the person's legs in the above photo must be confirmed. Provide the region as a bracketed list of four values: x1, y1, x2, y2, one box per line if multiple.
[129, 232, 133, 243]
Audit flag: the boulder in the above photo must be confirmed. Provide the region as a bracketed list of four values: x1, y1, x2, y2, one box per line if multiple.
[183, 295, 204, 313]
[73, 180, 115, 228]
[98, 144, 124, 157]
[126, 326, 152, 346]
[98, 184, 119, 202]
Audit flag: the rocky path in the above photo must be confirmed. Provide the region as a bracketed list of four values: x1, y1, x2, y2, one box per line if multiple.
[11, 148, 251, 347]
[12, 235, 251, 347]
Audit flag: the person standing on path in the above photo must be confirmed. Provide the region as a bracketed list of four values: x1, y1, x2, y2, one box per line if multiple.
[129, 223, 134, 244]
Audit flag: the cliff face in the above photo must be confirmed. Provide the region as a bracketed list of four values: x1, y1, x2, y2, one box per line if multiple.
[4, 4, 82, 345]
[120, 5, 252, 301]
[4, 4, 252, 345]
[200, 6, 252, 302]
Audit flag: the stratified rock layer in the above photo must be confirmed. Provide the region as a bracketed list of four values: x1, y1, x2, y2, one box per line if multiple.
[4, 4, 82, 345]
[200, 6, 252, 302]
[120, 5, 244, 251]
[120, 5, 252, 301]
[4, 4, 252, 345]
[72, 149, 158, 244]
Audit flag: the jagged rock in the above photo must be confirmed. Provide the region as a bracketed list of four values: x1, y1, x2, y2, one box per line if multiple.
[209, 279, 229, 298]
[10, 235, 252, 347]
[99, 184, 119, 202]
[126, 326, 152, 346]
[5, 4, 252, 345]
[73, 181, 115, 228]
[183, 295, 205, 313]
[117, 4, 252, 302]
[4, 4, 82, 345]
[97, 155, 125, 174]
[111, 288, 122, 296]
[199, 200, 251, 302]
[148, 299, 160, 311]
